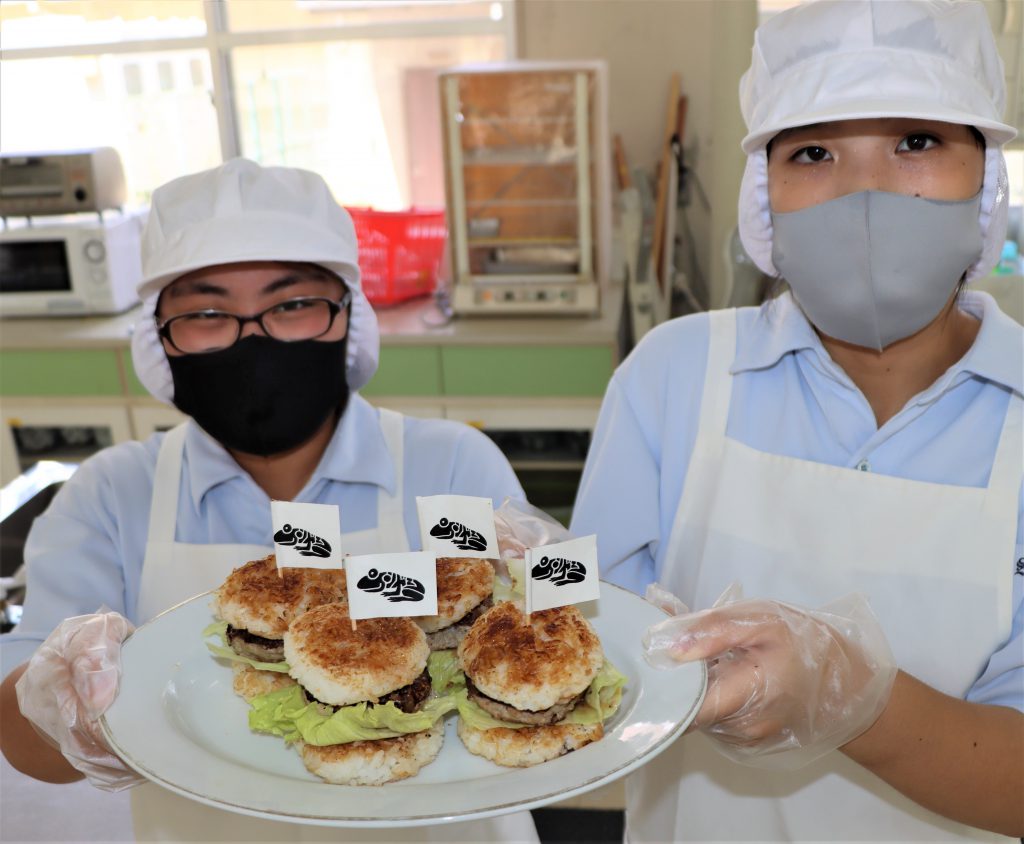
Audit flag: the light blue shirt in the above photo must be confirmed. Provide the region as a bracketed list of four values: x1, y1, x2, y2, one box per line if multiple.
[571, 291, 1024, 712]
[1, 395, 524, 676]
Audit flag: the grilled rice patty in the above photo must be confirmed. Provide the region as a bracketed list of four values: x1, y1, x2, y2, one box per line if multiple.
[414, 557, 495, 634]
[231, 663, 296, 702]
[457, 718, 603, 768]
[457, 602, 603, 712]
[212, 554, 347, 639]
[300, 722, 444, 785]
[285, 604, 429, 707]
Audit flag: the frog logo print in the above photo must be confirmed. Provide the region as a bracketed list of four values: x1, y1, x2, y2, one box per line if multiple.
[429, 517, 488, 552]
[273, 523, 332, 559]
[356, 569, 426, 603]
[531, 556, 587, 586]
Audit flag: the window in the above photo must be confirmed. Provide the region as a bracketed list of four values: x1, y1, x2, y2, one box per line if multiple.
[156, 60, 175, 92]
[0, 1, 514, 208]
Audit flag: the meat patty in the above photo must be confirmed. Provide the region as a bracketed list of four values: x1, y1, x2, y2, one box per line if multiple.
[301, 669, 433, 715]
[376, 669, 432, 713]
[227, 625, 285, 662]
[425, 597, 494, 651]
[466, 678, 586, 726]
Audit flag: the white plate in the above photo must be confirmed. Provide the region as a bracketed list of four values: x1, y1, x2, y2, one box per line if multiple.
[101, 583, 705, 828]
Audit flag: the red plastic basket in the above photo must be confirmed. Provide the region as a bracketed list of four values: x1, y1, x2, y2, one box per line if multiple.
[346, 207, 447, 307]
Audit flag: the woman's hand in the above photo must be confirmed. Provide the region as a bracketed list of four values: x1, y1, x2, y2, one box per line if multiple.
[14, 611, 145, 791]
[643, 585, 897, 769]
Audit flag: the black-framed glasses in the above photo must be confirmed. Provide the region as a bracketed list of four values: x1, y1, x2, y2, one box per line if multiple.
[156, 291, 352, 354]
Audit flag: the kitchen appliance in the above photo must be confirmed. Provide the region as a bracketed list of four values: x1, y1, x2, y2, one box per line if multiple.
[440, 61, 611, 316]
[0, 212, 144, 316]
[0, 148, 127, 217]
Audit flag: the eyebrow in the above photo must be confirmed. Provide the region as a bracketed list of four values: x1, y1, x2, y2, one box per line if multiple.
[163, 279, 228, 299]
[165, 271, 331, 300]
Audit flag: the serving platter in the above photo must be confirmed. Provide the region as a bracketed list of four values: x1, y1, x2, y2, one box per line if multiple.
[101, 583, 706, 828]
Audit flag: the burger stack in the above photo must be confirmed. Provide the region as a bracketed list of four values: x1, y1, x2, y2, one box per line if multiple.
[204, 553, 625, 786]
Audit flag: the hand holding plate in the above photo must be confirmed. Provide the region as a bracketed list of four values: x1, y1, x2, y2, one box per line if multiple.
[15, 610, 144, 791]
[642, 584, 897, 769]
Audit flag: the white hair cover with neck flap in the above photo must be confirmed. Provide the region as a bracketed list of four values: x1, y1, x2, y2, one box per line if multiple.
[130, 158, 380, 404]
[736, 0, 1016, 281]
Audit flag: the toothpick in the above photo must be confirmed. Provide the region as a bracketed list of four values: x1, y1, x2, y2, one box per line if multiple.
[350, 616, 357, 632]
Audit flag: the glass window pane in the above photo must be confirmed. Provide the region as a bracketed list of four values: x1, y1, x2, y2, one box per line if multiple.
[0, 1, 206, 50]
[0, 51, 220, 205]
[226, 1, 504, 32]
[233, 35, 505, 209]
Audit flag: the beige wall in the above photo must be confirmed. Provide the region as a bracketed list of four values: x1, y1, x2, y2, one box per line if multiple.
[516, 0, 756, 307]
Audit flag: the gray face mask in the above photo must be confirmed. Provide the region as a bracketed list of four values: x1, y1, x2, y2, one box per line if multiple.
[771, 190, 982, 350]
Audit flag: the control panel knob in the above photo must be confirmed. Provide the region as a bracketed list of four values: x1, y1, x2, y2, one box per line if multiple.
[83, 239, 106, 263]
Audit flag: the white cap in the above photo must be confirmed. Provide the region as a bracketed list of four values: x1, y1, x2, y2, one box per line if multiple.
[130, 158, 380, 404]
[737, 0, 1016, 280]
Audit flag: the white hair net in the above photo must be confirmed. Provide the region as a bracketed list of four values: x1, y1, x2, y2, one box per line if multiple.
[130, 158, 380, 404]
[736, 0, 1017, 282]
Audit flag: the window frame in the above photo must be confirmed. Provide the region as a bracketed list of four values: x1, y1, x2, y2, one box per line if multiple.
[1, 0, 518, 162]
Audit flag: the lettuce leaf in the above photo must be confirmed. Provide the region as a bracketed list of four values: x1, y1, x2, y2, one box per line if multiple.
[202, 620, 291, 674]
[569, 659, 627, 724]
[427, 649, 465, 695]
[491, 559, 526, 604]
[248, 680, 459, 746]
[244, 640, 627, 744]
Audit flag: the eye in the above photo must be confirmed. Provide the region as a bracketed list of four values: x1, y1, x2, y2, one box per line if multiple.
[896, 133, 939, 153]
[790, 145, 831, 164]
[271, 298, 317, 314]
[180, 310, 229, 323]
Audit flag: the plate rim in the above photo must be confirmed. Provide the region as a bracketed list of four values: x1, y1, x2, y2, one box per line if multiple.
[101, 583, 707, 827]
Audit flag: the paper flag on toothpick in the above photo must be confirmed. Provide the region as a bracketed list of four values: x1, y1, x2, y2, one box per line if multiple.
[270, 501, 343, 570]
[416, 495, 499, 559]
[525, 534, 600, 615]
[344, 552, 439, 621]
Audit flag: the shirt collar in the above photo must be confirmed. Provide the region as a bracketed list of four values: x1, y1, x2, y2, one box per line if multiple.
[183, 394, 396, 510]
[730, 291, 821, 374]
[954, 290, 1024, 397]
[729, 289, 1023, 397]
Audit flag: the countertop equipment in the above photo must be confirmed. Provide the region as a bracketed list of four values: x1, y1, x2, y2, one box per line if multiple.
[0, 211, 144, 317]
[0, 148, 141, 317]
[0, 147, 127, 217]
[439, 61, 611, 316]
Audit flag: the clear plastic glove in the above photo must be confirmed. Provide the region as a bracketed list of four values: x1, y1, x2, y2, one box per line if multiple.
[493, 497, 573, 561]
[15, 610, 144, 791]
[493, 498, 574, 594]
[643, 583, 897, 770]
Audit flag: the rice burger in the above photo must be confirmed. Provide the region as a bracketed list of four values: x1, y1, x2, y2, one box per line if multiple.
[205, 554, 346, 700]
[454, 601, 626, 767]
[207, 554, 346, 663]
[249, 602, 451, 785]
[414, 556, 495, 650]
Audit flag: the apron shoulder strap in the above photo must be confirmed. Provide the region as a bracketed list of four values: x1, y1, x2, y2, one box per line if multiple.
[146, 422, 190, 548]
[659, 309, 738, 588]
[375, 408, 409, 548]
[696, 308, 739, 444]
[986, 393, 1023, 497]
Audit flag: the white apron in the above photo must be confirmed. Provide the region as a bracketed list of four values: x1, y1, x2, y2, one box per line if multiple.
[130, 411, 539, 843]
[626, 309, 1021, 843]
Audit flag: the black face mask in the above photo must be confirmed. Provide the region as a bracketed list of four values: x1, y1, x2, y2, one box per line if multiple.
[168, 335, 349, 457]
